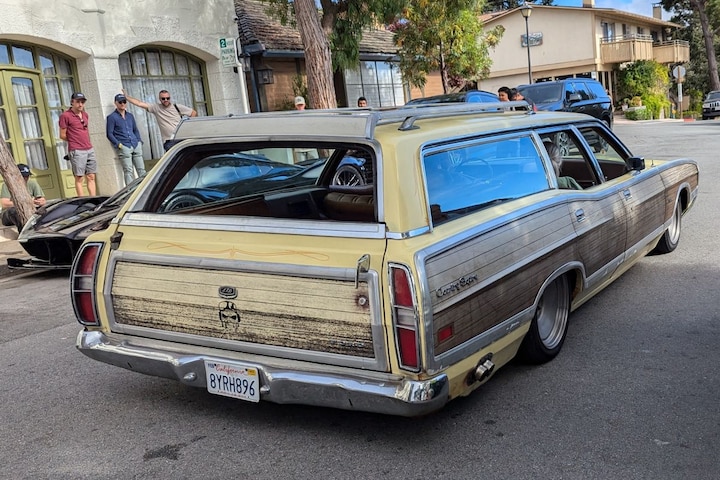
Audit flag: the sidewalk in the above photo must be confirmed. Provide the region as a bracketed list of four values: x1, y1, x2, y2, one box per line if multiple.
[0, 236, 25, 277]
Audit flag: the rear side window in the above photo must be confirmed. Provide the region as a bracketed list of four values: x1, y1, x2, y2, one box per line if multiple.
[586, 81, 609, 99]
[566, 81, 591, 101]
[424, 136, 550, 224]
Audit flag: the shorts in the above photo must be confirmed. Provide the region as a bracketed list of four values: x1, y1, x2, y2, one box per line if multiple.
[69, 148, 97, 176]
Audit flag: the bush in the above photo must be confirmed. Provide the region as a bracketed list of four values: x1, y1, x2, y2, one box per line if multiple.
[624, 106, 651, 121]
[641, 93, 670, 119]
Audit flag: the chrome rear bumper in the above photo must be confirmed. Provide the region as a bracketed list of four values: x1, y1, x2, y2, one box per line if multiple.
[77, 330, 449, 417]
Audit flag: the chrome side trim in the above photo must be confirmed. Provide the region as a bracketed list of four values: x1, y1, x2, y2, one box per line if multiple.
[103, 251, 388, 372]
[77, 330, 449, 417]
[120, 212, 388, 239]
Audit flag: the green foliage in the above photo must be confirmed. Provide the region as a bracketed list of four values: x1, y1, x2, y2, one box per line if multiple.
[482, 0, 553, 12]
[641, 93, 671, 119]
[624, 106, 651, 121]
[393, 0, 505, 90]
[262, 0, 406, 71]
[617, 60, 670, 100]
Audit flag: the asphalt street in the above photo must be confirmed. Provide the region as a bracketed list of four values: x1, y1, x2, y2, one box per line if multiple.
[0, 118, 718, 480]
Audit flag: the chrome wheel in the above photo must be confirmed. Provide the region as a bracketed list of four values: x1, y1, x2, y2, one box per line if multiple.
[652, 201, 682, 254]
[518, 275, 570, 364]
[332, 165, 365, 186]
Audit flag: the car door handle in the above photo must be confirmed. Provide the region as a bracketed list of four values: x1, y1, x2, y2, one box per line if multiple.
[622, 189, 632, 200]
[575, 209, 586, 222]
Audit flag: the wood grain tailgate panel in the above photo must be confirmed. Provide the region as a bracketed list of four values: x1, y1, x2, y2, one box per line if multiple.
[111, 262, 375, 357]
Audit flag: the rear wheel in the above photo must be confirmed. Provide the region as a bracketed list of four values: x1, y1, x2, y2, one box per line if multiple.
[518, 275, 570, 364]
[652, 201, 682, 254]
[332, 165, 365, 186]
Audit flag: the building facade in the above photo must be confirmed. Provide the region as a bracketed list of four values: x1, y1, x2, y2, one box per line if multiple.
[476, 2, 689, 101]
[0, 0, 244, 198]
[236, 0, 405, 111]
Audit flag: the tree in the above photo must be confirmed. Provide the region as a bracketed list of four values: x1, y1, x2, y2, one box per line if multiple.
[0, 135, 34, 229]
[392, 0, 505, 92]
[661, 0, 720, 91]
[482, 0, 553, 12]
[263, 0, 406, 109]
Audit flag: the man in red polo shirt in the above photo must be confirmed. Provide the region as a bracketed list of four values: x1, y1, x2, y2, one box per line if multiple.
[59, 92, 97, 196]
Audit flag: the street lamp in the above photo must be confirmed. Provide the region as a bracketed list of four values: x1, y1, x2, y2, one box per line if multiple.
[520, 1, 533, 84]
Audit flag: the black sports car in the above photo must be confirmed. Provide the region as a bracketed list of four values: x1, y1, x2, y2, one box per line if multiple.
[9, 176, 144, 269]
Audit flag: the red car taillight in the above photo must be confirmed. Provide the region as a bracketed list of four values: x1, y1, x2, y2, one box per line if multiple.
[71, 243, 102, 326]
[390, 265, 420, 371]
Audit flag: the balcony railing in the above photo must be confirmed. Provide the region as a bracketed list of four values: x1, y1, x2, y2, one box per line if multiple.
[600, 35, 653, 63]
[600, 35, 690, 65]
[653, 40, 690, 64]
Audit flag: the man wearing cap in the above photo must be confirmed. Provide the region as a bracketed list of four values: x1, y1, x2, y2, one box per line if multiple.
[294, 96, 306, 110]
[1, 164, 46, 230]
[121, 88, 197, 151]
[106, 93, 146, 186]
[59, 92, 97, 196]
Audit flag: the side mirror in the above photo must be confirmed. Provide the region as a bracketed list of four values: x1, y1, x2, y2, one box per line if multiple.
[627, 156, 645, 171]
[567, 93, 582, 103]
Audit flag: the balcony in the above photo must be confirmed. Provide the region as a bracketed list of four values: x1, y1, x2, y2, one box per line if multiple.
[600, 34, 654, 64]
[653, 40, 690, 64]
[600, 35, 690, 65]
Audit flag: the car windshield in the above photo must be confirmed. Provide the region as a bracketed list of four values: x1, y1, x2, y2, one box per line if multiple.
[706, 91, 720, 101]
[519, 84, 563, 104]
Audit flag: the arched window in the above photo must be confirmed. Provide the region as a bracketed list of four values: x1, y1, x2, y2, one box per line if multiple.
[119, 47, 211, 159]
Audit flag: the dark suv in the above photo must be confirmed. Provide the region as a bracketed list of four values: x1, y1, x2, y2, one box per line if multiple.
[405, 90, 499, 105]
[518, 79, 613, 128]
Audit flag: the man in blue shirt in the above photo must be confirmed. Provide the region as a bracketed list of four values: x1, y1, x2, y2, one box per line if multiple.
[106, 93, 146, 186]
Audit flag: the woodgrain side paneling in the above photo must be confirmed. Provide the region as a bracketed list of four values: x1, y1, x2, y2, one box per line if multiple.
[424, 204, 577, 354]
[625, 175, 666, 250]
[111, 262, 375, 357]
[659, 163, 699, 220]
[567, 191, 626, 276]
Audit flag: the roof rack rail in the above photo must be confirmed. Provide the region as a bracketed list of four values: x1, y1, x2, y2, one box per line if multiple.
[383, 101, 530, 131]
[171, 101, 531, 143]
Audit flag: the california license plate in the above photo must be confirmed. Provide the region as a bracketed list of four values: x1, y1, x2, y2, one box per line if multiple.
[204, 360, 260, 402]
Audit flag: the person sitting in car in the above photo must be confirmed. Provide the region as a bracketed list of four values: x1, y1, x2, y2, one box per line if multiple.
[544, 141, 582, 190]
[1, 163, 46, 230]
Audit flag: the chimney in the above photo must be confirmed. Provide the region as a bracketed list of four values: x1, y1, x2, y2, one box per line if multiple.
[653, 4, 662, 19]
[582, 0, 595, 7]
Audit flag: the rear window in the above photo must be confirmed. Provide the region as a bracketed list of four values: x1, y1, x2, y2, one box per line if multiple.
[424, 136, 550, 224]
[144, 143, 378, 223]
[519, 84, 562, 104]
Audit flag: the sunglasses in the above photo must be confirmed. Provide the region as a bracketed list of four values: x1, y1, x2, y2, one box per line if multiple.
[160, 97, 171, 101]
[117, 100, 127, 104]
[79, 117, 87, 130]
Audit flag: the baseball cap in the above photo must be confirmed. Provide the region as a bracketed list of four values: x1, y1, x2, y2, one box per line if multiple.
[114, 93, 127, 102]
[294, 96, 305, 106]
[71, 92, 86, 101]
[17, 164, 31, 177]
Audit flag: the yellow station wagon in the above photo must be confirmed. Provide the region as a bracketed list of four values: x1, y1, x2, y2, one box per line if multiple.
[72, 103, 698, 416]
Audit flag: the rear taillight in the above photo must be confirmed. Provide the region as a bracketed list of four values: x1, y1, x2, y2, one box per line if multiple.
[71, 243, 102, 326]
[390, 265, 420, 371]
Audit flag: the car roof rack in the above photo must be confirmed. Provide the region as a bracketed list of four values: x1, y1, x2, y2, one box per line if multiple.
[171, 101, 531, 143]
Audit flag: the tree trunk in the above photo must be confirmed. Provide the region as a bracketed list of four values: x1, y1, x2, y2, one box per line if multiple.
[0, 134, 35, 229]
[691, 0, 720, 91]
[294, 0, 337, 109]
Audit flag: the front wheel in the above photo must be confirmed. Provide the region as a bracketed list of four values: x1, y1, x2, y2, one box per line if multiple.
[652, 201, 682, 254]
[517, 275, 570, 364]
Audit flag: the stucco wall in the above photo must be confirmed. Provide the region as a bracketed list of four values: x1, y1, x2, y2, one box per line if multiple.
[483, 9, 597, 90]
[0, 0, 243, 194]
